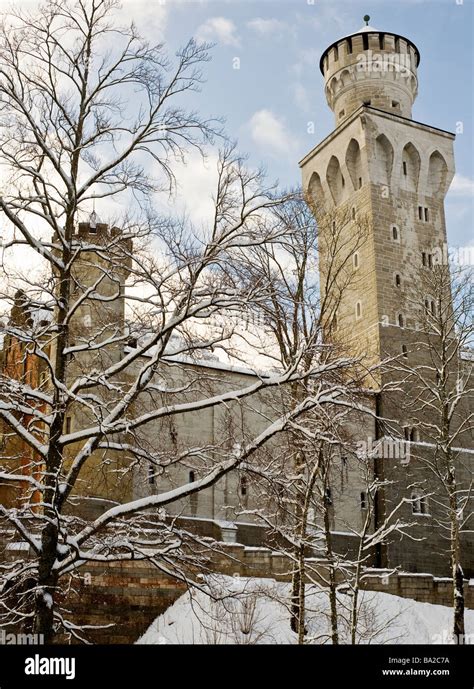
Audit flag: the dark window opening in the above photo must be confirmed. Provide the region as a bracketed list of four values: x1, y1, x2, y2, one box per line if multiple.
[412, 493, 428, 515]
[334, 45, 339, 61]
[189, 470, 195, 483]
[395, 273, 401, 287]
[65, 416, 71, 434]
[422, 252, 427, 266]
[379, 34, 384, 50]
[347, 37, 353, 54]
[418, 206, 423, 220]
[424, 207, 429, 222]
[392, 226, 398, 241]
[148, 464, 155, 485]
[403, 161, 407, 175]
[392, 100, 399, 108]
[428, 254, 433, 269]
[341, 175, 345, 187]
[363, 99, 371, 106]
[352, 207, 356, 220]
[360, 491, 367, 509]
[363, 33, 369, 51]
[402, 344, 408, 358]
[240, 475, 248, 497]
[398, 313, 404, 327]
[431, 300, 436, 316]
[325, 487, 333, 505]
[358, 177, 363, 189]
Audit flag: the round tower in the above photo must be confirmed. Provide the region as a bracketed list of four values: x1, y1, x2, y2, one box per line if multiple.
[320, 15, 420, 125]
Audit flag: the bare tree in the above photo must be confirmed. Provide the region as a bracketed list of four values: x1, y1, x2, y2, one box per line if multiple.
[0, 0, 374, 644]
[388, 262, 473, 643]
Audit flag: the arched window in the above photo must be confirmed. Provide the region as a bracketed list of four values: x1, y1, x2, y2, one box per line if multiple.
[397, 313, 404, 327]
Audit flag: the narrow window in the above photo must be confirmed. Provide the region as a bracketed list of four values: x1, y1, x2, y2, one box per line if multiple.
[424, 207, 429, 222]
[356, 301, 362, 319]
[325, 487, 333, 505]
[148, 464, 155, 485]
[418, 206, 423, 220]
[404, 427, 410, 441]
[65, 416, 71, 434]
[392, 226, 398, 241]
[358, 177, 362, 189]
[334, 45, 339, 61]
[341, 175, 345, 187]
[428, 254, 433, 269]
[395, 273, 401, 287]
[424, 298, 430, 313]
[398, 313, 404, 327]
[412, 492, 429, 515]
[403, 161, 407, 176]
[347, 37, 353, 54]
[430, 300, 436, 316]
[422, 252, 427, 266]
[402, 344, 408, 358]
[189, 470, 195, 483]
[353, 252, 359, 269]
[352, 207, 356, 220]
[363, 33, 369, 51]
[379, 34, 384, 50]
[240, 475, 248, 497]
[360, 491, 367, 510]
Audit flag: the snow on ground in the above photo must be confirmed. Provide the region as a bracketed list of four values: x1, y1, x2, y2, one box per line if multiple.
[137, 575, 474, 645]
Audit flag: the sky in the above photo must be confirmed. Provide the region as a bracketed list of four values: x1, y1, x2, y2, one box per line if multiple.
[0, 0, 472, 251]
[103, 0, 473, 249]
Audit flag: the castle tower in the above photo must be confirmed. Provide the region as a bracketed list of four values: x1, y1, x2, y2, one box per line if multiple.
[52, 215, 132, 373]
[300, 17, 455, 380]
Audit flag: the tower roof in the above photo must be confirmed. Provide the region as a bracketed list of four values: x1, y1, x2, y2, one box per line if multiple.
[319, 19, 421, 74]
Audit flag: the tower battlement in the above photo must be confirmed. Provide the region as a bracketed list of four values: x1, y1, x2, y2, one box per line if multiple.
[320, 21, 420, 124]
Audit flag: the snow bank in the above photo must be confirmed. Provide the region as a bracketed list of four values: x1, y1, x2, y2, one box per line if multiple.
[137, 575, 474, 645]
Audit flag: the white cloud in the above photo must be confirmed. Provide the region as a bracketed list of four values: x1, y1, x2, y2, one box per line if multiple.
[112, 1, 169, 42]
[247, 18, 289, 36]
[449, 174, 474, 197]
[159, 151, 220, 228]
[248, 109, 297, 158]
[196, 17, 240, 47]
